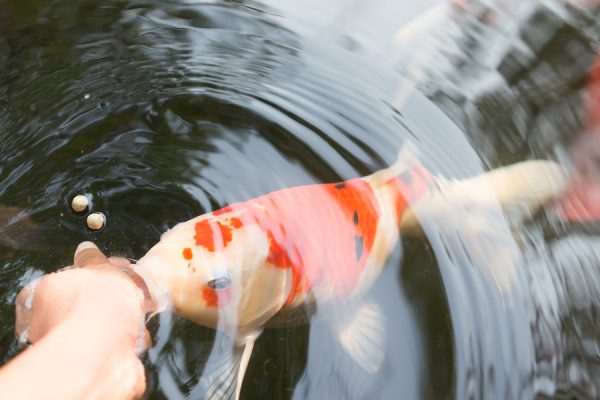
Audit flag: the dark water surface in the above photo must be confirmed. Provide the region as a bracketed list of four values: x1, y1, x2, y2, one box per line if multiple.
[1, 0, 600, 399]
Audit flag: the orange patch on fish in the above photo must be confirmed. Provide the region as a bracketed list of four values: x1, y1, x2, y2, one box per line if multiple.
[229, 217, 243, 229]
[182, 247, 193, 260]
[202, 286, 231, 308]
[194, 219, 233, 252]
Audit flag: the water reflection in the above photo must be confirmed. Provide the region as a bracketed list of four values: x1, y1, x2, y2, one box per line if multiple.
[1, 0, 600, 399]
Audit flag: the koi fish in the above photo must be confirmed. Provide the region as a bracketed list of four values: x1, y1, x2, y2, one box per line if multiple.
[134, 144, 566, 400]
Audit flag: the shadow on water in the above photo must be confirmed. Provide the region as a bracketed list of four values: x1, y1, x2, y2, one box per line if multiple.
[1, 0, 600, 399]
[400, 232, 454, 400]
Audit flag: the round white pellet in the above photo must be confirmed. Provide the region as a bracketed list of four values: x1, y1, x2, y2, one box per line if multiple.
[71, 195, 89, 213]
[86, 212, 105, 230]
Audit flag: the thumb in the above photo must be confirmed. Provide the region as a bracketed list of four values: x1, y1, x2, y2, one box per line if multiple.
[73, 241, 110, 267]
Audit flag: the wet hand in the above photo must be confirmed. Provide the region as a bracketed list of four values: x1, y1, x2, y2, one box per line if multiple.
[14, 241, 152, 399]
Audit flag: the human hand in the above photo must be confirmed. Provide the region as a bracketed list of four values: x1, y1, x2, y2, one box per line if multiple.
[13, 241, 153, 399]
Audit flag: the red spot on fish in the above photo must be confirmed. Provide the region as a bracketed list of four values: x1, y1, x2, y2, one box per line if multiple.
[202, 286, 218, 307]
[194, 219, 233, 252]
[229, 217, 243, 229]
[182, 247, 193, 260]
[201, 286, 231, 308]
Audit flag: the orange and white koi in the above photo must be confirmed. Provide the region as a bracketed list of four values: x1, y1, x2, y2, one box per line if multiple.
[134, 144, 566, 400]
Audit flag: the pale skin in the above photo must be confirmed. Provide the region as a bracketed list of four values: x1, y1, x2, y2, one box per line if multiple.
[0, 242, 151, 400]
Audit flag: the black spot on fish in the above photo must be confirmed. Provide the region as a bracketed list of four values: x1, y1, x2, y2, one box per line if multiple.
[354, 235, 364, 262]
[400, 170, 414, 184]
[335, 183, 345, 189]
[353, 210, 359, 225]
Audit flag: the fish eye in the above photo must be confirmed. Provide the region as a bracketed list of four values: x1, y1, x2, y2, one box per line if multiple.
[207, 276, 231, 290]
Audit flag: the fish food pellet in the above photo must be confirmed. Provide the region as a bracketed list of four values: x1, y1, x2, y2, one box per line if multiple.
[71, 194, 89, 213]
[86, 212, 105, 230]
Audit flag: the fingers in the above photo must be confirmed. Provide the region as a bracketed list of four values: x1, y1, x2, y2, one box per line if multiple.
[74, 241, 110, 267]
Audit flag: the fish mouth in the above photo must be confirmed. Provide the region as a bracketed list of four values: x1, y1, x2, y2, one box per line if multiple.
[131, 261, 174, 316]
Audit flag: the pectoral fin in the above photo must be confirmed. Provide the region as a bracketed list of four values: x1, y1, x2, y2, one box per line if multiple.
[336, 301, 386, 374]
[193, 332, 259, 400]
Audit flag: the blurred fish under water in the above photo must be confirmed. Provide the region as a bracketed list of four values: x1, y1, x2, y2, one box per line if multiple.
[0, 207, 46, 251]
[131, 137, 568, 400]
[557, 53, 600, 222]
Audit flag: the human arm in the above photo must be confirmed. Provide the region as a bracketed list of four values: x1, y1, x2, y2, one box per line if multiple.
[0, 242, 150, 400]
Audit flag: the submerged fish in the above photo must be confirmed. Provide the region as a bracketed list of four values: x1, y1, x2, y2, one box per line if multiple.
[0, 206, 46, 251]
[134, 144, 566, 399]
[557, 53, 600, 222]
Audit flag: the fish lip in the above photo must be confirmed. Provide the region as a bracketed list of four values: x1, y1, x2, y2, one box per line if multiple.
[130, 262, 173, 316]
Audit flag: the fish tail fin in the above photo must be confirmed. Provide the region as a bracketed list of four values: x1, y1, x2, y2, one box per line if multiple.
[400, 160, 569, 235]
[476, 160, 568, 219]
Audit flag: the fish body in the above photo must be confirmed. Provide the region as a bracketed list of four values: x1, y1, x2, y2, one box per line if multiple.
[134, 145, 567, 399]
[136, 151, 433, 336]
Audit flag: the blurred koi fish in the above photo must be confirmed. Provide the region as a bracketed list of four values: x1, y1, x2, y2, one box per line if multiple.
[133, 141, 566, 400]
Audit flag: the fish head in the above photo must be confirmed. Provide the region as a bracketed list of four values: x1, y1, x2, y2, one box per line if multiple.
[135, 209, 291, 337]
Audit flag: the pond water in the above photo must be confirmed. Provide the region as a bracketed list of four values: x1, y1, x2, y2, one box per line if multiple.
[1, 0, 600, 399]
